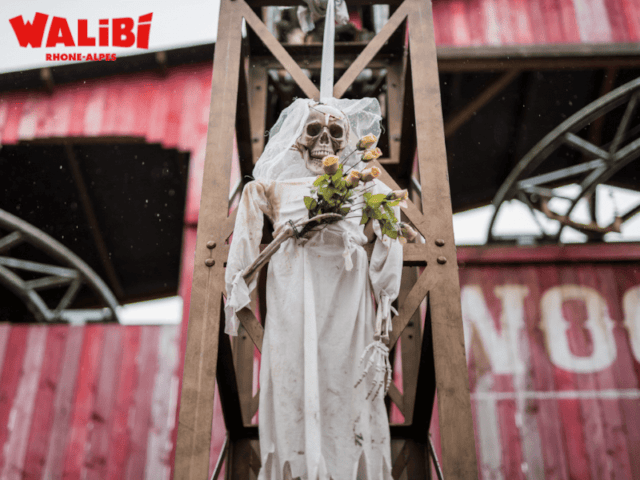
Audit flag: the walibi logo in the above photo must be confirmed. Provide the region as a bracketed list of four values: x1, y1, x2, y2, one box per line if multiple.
[9, 13, 152, 60]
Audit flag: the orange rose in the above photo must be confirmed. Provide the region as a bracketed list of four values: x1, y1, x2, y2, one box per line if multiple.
[361, 147, 382, 162]
[322, 155, 340, 175]
[357, 134, 377, 150]
[345, 170, 361, 187]
[360, 167, 381, 182]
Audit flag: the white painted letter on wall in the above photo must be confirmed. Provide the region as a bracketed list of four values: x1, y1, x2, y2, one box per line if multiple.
[540, 285, 616, 373]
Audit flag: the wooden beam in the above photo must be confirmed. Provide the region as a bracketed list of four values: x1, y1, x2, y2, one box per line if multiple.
[444, 69, 520, 138]
[408, 0, 478, 476]
[240, 0, 319, 100]
[333, 2, 411, 99]
[399, 267, 422, 424]
[398, 52, 417, 180]
[64, 142, 124, 299]
[437, 42, 640, 72]
[174, 0, 243, 475]
[386, 62, 404, 165]
[248, 65, 268, 164]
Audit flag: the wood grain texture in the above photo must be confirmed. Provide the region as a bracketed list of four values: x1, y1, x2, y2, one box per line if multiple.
[174, 0, 244, 476]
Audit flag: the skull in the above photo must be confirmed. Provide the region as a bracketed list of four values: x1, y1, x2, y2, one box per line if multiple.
[295, 104, 349, 174]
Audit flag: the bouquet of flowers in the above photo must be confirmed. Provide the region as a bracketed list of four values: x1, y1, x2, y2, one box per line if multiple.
[301, 134, 418, 242]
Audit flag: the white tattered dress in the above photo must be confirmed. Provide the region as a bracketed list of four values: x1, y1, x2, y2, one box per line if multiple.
[225, 175, 402, 480]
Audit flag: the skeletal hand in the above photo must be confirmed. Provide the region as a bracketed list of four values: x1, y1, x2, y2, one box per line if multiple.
[354, 340, 392, 401]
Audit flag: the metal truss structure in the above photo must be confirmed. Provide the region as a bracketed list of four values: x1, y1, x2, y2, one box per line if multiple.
[174, 0, 478, 478]
[0, 208, 120, 323]
[488, 76, 640, 244]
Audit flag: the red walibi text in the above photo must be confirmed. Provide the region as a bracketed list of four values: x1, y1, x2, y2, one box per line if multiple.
[9, 13, 153, 49]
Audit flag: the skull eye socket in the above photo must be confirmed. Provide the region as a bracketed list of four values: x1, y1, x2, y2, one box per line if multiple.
[329, 124, 344, 139]
[306, 123, 322, 137]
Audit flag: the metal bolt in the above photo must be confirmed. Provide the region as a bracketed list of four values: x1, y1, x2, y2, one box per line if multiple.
[435, 239, 445, 247]
[205, 258, 215, 267]
[393, 135, 401, 142]
[437, 256, 447, 265]
[206, 241, 217, 249]
[252, 137, 260, 143]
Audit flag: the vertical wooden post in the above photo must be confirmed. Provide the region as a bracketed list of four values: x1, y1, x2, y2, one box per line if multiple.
[174, 0, 244, 477]
[408, 0, 478, 477]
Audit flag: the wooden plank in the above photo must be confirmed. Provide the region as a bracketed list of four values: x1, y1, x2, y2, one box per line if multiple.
[399, 267, 422, 424]
[174, 0, 243, 475]
[386, 63, 404, 165]
[408, 0, 478, 476]
[0, 326, 29, 473]
[388, 383, 405, 418]
[83, 325, 125, 480]
[145, 325, 182, 479]
[124, 326, 161, 480]
[41, 326, 85, 480]
[248, 65, 268, 164]
[580, 266, 633, 480]
[240, 0, 319, 100]
[236, 308, 264, 352]
[22, 325, 69, 480]
[456, 242, 640, 265]
[234, 321, 257, 424]
[390, 269, 434, 349]
[0, 323, 11, 380]
[333, 2, 411, 99]
[0, 326, 47, 478]
[104, 327, 141, 480]
[61, 324, 106, 480]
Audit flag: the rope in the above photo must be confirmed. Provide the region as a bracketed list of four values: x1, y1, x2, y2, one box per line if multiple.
[288, 219, 301, 239]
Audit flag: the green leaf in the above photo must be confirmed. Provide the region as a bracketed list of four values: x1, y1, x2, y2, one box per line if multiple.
[332, 170, 343, 184]
[320, 188, 334, 202]
[371, 208, 383, 220]
[385, 228, 398, 239]
[383, 203, 398, 222]
[368, 193, 387, 205]
[360, 212, 369, 225]
[313, 174, 329, 187]
[340, 206, 351, 216]
[363, 192, 372, 201]
[386, 199, 400, 207]
[304, 196, 317, 210]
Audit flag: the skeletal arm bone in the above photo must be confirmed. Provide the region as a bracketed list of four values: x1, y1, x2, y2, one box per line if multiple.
[242, 213, 342, 285]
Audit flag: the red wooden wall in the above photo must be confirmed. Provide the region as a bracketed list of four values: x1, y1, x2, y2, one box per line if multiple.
[426, 245, 640, 480]
[1, 0, 640, 475]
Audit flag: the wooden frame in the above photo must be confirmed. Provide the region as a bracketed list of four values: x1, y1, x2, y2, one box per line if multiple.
[174, 0, 478, 478]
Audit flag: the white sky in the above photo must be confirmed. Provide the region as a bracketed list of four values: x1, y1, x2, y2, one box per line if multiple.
[2, 2, 639, 323]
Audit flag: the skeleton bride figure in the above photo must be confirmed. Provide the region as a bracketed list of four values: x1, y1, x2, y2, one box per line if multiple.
[225, 97, 402, 480]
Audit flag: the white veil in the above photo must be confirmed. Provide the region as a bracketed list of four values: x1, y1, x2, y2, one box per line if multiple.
[252, 97, 382, 181]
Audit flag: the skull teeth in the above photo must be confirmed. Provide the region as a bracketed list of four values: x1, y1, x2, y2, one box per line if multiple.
[311, 149, 334, 158]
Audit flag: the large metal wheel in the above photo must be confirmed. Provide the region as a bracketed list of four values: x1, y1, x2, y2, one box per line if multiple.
[0, 208, 120, 322]
[488, 76, 640, 243]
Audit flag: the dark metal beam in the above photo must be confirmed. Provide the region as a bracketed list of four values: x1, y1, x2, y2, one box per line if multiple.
[444, 69, 520, 138]
[64, 141, 125, 299]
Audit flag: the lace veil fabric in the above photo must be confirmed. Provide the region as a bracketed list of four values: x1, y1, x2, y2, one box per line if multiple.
[252, 97, 382, 181]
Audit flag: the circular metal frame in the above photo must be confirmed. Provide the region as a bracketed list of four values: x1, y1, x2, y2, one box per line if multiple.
[488, 76, 640, 243]
[0, 208, 120, 322]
